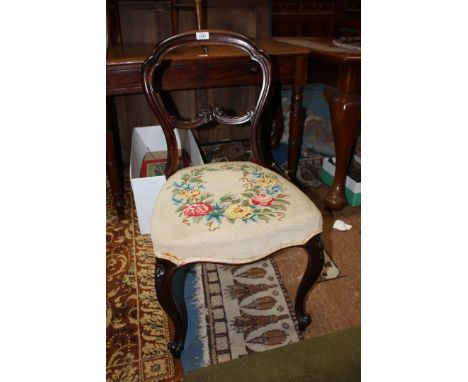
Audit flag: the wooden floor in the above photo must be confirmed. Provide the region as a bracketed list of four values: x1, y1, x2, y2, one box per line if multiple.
[274, 185, 361, 339]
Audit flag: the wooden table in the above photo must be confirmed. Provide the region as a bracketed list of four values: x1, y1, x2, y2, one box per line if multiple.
[106, 38, 310, 217]
[275, 37, 361, 211]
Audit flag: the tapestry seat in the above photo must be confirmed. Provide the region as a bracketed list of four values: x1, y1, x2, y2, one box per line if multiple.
[151, 161, 323, 266]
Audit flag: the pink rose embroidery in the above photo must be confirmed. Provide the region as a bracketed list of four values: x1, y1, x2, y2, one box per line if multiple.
[183, 202, 213, 217]
[251, 193, 276, 207]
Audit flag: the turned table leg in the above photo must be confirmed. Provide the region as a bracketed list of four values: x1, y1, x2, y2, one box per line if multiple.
[270, 85, 285, 150]
[323, 87, 361, 211]
[106, 96, 125, 219]
[287, 85, 305, 182]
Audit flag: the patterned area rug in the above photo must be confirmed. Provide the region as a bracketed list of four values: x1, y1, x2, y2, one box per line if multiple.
[203, 258, 302, 363]
[107, 173, 341, 378]
[181, 250, 340, 372]
[106, 176, 176, 382]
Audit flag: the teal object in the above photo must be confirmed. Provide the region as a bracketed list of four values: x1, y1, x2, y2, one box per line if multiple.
[281, 83, 330, 119]
[321, 169, 361, 207]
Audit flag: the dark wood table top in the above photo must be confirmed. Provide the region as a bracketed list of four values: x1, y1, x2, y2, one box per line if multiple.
[273, 36, 361, 93]
[107, 38, 311, 95]
[107, 38, 310, 67]
[273, 37, 361, 65]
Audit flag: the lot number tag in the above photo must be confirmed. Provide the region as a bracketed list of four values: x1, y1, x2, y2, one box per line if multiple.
[196, 31, 209, 40]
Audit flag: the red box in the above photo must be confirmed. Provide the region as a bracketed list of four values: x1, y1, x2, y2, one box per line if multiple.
[140, 149, 191, 177]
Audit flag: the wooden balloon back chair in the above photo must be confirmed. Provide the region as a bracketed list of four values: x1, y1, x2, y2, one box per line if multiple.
[142, 29, 324, 358]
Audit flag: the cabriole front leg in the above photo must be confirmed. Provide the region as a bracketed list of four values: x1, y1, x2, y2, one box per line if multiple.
[323, 87, 361, 211]
[295, 235, 324, 331]
[154, 258, 188, 358]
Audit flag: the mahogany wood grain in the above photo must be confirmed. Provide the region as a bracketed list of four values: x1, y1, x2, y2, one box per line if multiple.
[155, 258, 189, 358]
[295, 235, 324, 330]
[307, 38, 360, 210]
[171, 0, 179, 34]
[142, 29, 273, 180]
[106, 98, 126, 218]
[324, 87, 360, 210]
[272, 0, 360, 37]
[107, 0, 123, 45]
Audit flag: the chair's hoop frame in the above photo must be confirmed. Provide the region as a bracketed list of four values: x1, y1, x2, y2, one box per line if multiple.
[142, 29, 273, 178]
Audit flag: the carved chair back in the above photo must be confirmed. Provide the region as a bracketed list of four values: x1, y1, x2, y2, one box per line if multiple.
[142, 29, 273, 178]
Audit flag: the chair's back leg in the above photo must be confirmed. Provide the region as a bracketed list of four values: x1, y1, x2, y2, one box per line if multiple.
[155, 258, 188, 358]
[294, 234, 325, 331]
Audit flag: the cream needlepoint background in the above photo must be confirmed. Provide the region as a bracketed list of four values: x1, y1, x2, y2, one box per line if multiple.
[151, 162, 323, 265]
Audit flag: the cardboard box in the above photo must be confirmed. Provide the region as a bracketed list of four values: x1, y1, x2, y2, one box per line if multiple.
[130, 125, 204, 234]
[321, 157, 361, 206]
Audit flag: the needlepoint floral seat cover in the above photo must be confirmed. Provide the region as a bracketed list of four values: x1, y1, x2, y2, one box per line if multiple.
[151, 161, 323, 266]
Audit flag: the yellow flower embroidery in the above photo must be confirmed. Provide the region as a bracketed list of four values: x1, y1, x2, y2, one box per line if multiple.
[182, 189, 201, 199]
[225, 204, 254, 220]
[171, 164, 290, 230]
[257, 176, 276, 188]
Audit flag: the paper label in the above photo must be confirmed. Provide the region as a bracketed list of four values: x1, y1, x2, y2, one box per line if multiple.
[196, 31, 209, 40]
